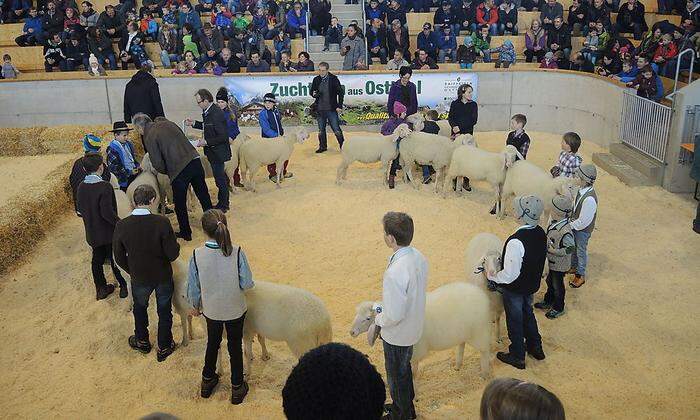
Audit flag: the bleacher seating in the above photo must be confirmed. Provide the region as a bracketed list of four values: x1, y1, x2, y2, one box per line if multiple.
[2, 45, 45, 71]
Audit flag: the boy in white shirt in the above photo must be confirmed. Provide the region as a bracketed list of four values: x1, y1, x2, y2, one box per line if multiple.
[369, 212, 428, 420]
[569, 164, 598, 288]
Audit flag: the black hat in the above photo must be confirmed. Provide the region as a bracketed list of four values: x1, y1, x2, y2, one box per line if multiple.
[263, 93, 276, 103]
[282, 343, 386, 420]
[216, 87, 229, 102]
[109, 121, 133, 133]
[423, 22, 431, 30]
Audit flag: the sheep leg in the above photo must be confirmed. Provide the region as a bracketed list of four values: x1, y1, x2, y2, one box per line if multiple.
[381, 160, 390, 185]
[248, 166, 259, 192]
[335, 161, 347, 184]
[258, 334, 270, 361]
[434, 167, 442, 194]
[495, 313, 503, 344]
[179, 312, 190, 346]
[454, 342, 466, 371]
[479, 350, 492, 379]
[275, 160, 283, 189]
[442, 172, 454, 198]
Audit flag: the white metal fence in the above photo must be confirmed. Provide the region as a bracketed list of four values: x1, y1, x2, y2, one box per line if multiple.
[620, 90, 673, 163]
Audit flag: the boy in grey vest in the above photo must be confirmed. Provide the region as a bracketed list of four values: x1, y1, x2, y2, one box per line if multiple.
[569, 164, 598, 288]
[535, 195, 575, 319]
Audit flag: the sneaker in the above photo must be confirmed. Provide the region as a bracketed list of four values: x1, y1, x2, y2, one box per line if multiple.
[422, 177, 432, 185]
[388, 175, 395, 189]
[315, 147, 327, 153]
[269, 175, 278, 183]
[527, 346, 546, 360]
[534, 301, 552, 310]
[231, 381, 249, 405]
[96, 284, 115, 300]
[545, 309, 565, 319]
[201, 373, 220, 398]
[119, 286, 128, 299]
[489, 204, 497, 215]
[157, 341, 177, 362]
[128, 335, 152, 354]
[284, 172, 293, 179]
[175, 232, 192, 241]
[496, 351, 525, 369]
[234, 180, 244, 188]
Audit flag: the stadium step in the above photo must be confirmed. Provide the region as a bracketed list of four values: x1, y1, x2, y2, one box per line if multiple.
[592, 151, 656, 187]
[609, 142, 665, 184]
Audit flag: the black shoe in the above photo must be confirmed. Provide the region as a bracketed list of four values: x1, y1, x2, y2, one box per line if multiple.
[315, 147, 327, 153]
[269, 174, 278, 183]
[527, 346, 546, 360]
[489, 204, 497, 215]
[463, 179, 472, 191]
[201, 373, 220, 398]
[163, 206, 174, 215]
[388, 175, 395, 189]
[157, 341, 177, 362]
[175, 232, 192, 241]
[119, 286, 128, 299]
[322, 46, 329, 51]
[234, 180, 244, 188]
[231, 381, 249, 405]
[284, 172, 294, 179]
[96, 284, 115, 300]
[422, 177, 432, 185]
[496, 351, 525, 369]
[545, 309, 565, 319]
[534, 301, 552, 310]
[128, 335, 152, 354]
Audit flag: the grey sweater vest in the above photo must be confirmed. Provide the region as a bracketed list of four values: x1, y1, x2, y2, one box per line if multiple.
[573, 188, 598, 234]
[194, 245, 246, 321]
[546, 219, 574, 272]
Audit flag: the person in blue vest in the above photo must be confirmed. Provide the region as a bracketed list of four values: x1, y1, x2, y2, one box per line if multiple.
[259, 93, 293, 182]
[106, 121, 140, 191]
[487, 195, 548, 370]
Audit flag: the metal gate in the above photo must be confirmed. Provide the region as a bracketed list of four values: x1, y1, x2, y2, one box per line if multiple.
[619, 90, 673, 163]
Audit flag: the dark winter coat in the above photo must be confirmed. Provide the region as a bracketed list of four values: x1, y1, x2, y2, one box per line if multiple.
[123, 69, 165, 123]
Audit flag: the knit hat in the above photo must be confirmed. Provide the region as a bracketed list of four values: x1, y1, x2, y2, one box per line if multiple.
[88, 53, 98, 66]
[464, 36, 473, 47]
[216, 87, 229, 102]
[263, 92, 277, 103]
[82, 133, 102, 152]
[545, 51, 554, 60]
[513, 195, 543, 225]
[576, 164, 597, 184]
[393, 101, 407, 116]
[551, 194, 573, 217]
[282, 343, 386, 420]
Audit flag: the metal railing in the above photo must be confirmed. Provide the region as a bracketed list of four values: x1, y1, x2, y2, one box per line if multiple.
[620, 90, 673, 163]
[666, 48, 697, 100]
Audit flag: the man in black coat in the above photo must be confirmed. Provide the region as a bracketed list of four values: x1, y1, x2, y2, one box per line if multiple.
[310, 62, 345, 153]
[615, 0, 647, 40]
[185, 89, 232, 212]
[366, 18, 388, 64]
[123, 61, 165, 124]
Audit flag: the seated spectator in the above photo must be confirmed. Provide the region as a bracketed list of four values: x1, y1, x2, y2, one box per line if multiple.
[341, 24, 367, 70]
[411, 49, 439, 69]
[79, 1, 99, 31]
[274, 30, 291, 64]
[680, 0, 699, 33]
[367, 18, 388, 64]
[434, 1, 460, 35]
[652, 33, 678, 69]
[456, 0, 478, 34]
[62, 7, 82, 40]
[615, 0, 647, 40]
[173, 51, 198, 73]
[554, 50, 570, 69]
[627, 65, 659, 100]
[580, 28, 599, 64]
[480, 377, 565, 420]
[195, 0, 216, 14]
[348, 19, 364, 39]
[97, 5, 125, 39]
[217, 47, 242, 72]
[612, 59, 639, 82]
[161, 4, 178, 26]
[417, 23, 439, 61]
[5, 0, 31, 23]
[387, 48, 410, 70]
[540, 0, 563, 31]
[139, 0, 162, 18]
[309, 0, 331, 36]
[140, 11, 159, 40]
[199, 23, 224, 63]
[540, 51, 558, 68]
[637, 54, 659, 74]
[570, 52, 595, 72]
[637, 23, 663, 59]
[158, 23, 180, 68]
[588, 0, 611, 34]
[295, 51, 315, 71]
[520, 0, 539, 11]
[386, 0, 406, 27]
[1, 54, 21, 79]
[472, 24, 492, 62]
[251, 6, 270, 38]
[546, 17, 571, 59]
[129, 37, 150, 68]
[458, 36, 478, 68]
[278, 51, 297, 71]
[246, 29, 273, 64]
[231, 11, 249, 32]
[213, 3, 233, 33]
[247, 51, 271, 72]
[524, 19, 547, 63]
[568, 0, 589, 36]
[199, 60, 223, 75]
[87, 27, 117, 70]
[594, 20, 611, 57]
[65, 33, 90, 70]
[364, 0, 385, 28]
[178, 3, 202, 35]
[15, 8, 45, 47]
[494, 38, 515, 68]
[387, 18, 410, 61]
[324, 17, 343, 51]
[498, 0, 518, 35]
[595, 52, 621, 76]
[44, 32, 68, 72]
[476, 0, 499, 36]
[42, 2, 65, 41]
[87, 53, 107, 75]
[118, 22, 144, 69]
[182, 26, 201, 58]
[437, 25, 458, 63]
[228, 30, 248, 63]
[286, 2, 307, 38]
[410, 0, 431, 13]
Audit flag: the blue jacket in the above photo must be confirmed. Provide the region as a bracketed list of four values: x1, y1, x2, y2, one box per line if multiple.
[178, 9, 202, 31]
[223, 108, 241, 140]
[9, 0, 30, 11]
[274, 36, 291, 54]
[365, 5, 386, 22]
[652, 74, 664, 101]
[214, 12, 231, 29]
[615, 67, 639, 83]
[417, 31, 439, 53]
[107, 140, 137, 187]
[252, 15, 266, 31]
[437, 31, 457, 50]
[286, 9, 306, 29]
[259, 108, 284, 138]
[23, 15, 43, 34]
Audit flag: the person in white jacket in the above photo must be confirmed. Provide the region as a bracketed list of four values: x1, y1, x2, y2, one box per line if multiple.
[368, 212, 428, 420]
[569, 164, 598, 288]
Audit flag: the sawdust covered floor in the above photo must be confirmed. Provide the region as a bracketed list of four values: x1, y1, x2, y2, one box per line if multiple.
[0, 131, 698, 419]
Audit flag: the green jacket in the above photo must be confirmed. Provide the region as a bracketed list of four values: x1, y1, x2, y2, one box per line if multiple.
[598, 31, 611, 52]
[232, 17, 249, 31]
[183, 34, 200, 58]
[471, 33, 490, 52]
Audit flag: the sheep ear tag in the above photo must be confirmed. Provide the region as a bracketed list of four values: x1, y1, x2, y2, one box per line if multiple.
[474, 266, 485, 274]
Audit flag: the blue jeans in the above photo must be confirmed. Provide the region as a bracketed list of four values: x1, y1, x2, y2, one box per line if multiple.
[498, 23, 518, 35]
[460, 62, 473, 69]
[210, 161, 230, 209]
[571, 230, 591, 276]
[486, 23, 498, 35]
[132, 280, 174, 349]
[383, 340, 415, 420]
[316, 110, 345, 150]
[501, 288, 541, 360]
[160, 51, 179, 68]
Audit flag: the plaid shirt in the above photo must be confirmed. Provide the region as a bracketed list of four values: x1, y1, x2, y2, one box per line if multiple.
[558, 151, 582, 178]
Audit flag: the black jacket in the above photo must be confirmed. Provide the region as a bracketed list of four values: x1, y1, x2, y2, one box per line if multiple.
[42, 10, 64, 34]
[546, 24, 572, 50]
[366, 26, 388, 50]
[76, 179, 118, 247]
[69, 155, 112, 214]
[456, 0, 477, 26]
[386, 5, 406, 26]
[501, 226, 547, 296]
[616, 1, 648, 31]
[123, 69, 165, 123]
[567, 3, 588, 27]
[97, 11, 125, 35]
[216, 56, 242, 73]
[448, 99, 478, 134]
[387, 26, 410, 59]
[310, 73, 344, 110]
[194, 104, 231, 164]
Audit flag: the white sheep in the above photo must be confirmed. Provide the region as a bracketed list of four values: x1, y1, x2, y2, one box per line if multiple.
[238, 128, 309, 191]
[442, 145, 523, 215]
[114, 189, 133, 219]
[126, 153, 162, 214]
[335, 130, 401, 185]
[499, 160, 579, 221]
[464, 233, 505, 343]
[109, 173, 120, 190]
[350, 281, 494, 378]
[242, 280, 333, 376]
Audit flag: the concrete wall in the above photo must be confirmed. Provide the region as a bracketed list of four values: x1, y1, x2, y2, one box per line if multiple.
[663, 80, 700, 193]
[0, 70, 624, 148]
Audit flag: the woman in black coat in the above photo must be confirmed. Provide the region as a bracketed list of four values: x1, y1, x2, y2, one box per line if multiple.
[448, 83, 478, 191]
[309, 0, 332, 36]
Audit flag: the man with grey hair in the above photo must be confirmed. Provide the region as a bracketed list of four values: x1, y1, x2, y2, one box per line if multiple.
[132, 113, 212, 241]
[310, 62, 344, 153]
[487, 195, 547, 370]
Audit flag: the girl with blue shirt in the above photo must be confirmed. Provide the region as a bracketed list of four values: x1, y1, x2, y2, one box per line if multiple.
[259, 93, 293, 181]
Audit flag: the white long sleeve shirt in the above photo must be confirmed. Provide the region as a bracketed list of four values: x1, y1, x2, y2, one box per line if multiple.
[487, 225, 532, 285]
[570, 186, 597, 231]
[375, 246, 428, 347]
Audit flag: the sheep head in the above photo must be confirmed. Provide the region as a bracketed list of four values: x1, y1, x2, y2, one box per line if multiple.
[555, 178, 579, 202]
[502, 145, 523, 169]
[349, 301, 377, 337]
[393, 123, 412, 139]
[140, 153, 156, 174]
[295, 127, 310, 144]
[454, 133, 476, 147]
[412, 119, 425, 133]
[480, 250, 502, 280]
[405, 112, 425, 126]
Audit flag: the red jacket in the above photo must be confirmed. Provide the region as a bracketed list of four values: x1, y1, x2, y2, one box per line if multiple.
[652, 42, 678, 62]
[476, 3, 498, 25]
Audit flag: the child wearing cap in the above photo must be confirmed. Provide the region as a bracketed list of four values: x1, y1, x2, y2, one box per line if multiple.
[381, 101, 408, 189]
[106, 121, 141, 191]
[259, 93, 293, 182]
[539, 51, 558, 69]
[569, 164, 598, 288]
[69, 134, 114, 215]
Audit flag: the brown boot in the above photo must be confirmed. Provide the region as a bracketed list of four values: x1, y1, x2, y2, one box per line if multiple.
[569, 275, 586, 288]
[388, 175, 395, 189]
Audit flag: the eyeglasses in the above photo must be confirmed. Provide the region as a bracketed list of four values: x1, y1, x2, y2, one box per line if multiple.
[196, 99, 204, 104]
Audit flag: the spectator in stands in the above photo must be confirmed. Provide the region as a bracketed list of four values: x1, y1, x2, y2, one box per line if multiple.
[178, 3, 202, 35]
[664, 25, 696, 77]
[387, 48, 410, 70]
[309, 0, 331, 36]
[87, 27, 116, 69]
[158, 23, 180, 68]
[494, 38, 516, 68]
[295, 51, 315, 70]
[199, 23, 225, 64]
[612, 59, 639, 81]
[1, 55, 20, 79]
[286, 2, 307, 38]
[480, 378, 565, 420]
[411, 49, 439, 69]
[43, 2, 65, 40]
[118, 21, 143, 69]
[247, 50, 271, 72]
[97, 5, 125, 39]
[570, 52, 595, 72]
[44, 32, 68, 72]
[80, 1, 98, 30]
[367, 18, 389, 64]
[568, 0, 589, 36]
[580, 27, 599, 64]
[259, 93, 293, 181]
[274, 30, 291, 64]
[251, 6, 267, 35]
[161, 4, 178, 26]
[87, 53, 106, 75]
[437, 25, 457, 63]
[524, 19, 546, 63]
[458, 36, 477, 68]
[182, 25, 200, 58]
[213, 3, 233, 33]
[681, 0, 699, 33]
[64, 32, 90, 70]
[540, 0, 563, 31]
[472, 24, 492, 62]
[228, 30, 248, 63]
[497, 0, 518, 35]
[15, 8, 45, 47]
[593, 20, 611, 60]
[173, 56, 197, 73]
[195, 0, 216, 14]
[350, 18, 364, 38]
[215, 47, 240, 72]
[547, 17, 571, 59]
[476, 0, 499, 36]
[62, 7, 82, 41]
[140, 0, 162, 18]
[386, 0, 406, 27]
[310, 62, 345, 153]
[278, 51, 296, 71]
[139, 11, 158, 40]
[341, 23, 367, 70]
[4, 0, 31, 22]
[596, 51, 621, 75]
[106, 121, 140, 191]
[417, 23, 439, 61]
[456, 0, 478, 34]
[434, 1, 460, 35]
[365, 0, 385, 30]
[123, 61, 164, 125]
[247, 28, 273, 63]
[387, 65, 418, 117]
[615, 0, 647, 40]
[652, 33, 678, 69]
[637, 23, 663, 59]
[387, 18, 411, 61]
[540, 50, 558, 68]
[130, 37, 151, 68]
[588, 0, 611, 34]
[628, 65, 662, 100]
[637, 54, 658, 74]
[231, 11, 248, 32]
[324, 16, 343, 51]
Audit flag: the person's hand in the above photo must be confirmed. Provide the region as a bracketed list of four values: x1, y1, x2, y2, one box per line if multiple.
[534, 45, 541, 51]
[367, 323, 381, 346]
[336, 107, 342, 113]
[590, 46, 597, 51]
[452, 125, 460, 134]
[189, 308, 201, 317]
[577, 13, 584, 18]
[372, 46, 379, 53]
[28, 28, 34, 33]
[421, 64, 429, 69]
[507, 22, 512, 27]
[197, 139, 207, 147]
[551, 43, 559, 49]
[108, 28, 115, 34]
[184, 118, 194, 127]
[208, 50, 215, 57]
[626, 81, 634, 87]
[47, 58, 55, 64]
[300, 25, 306, 29]
[345, 45, 351, 51]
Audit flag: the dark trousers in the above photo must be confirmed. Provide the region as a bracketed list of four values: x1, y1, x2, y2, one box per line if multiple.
[210, 161, 230, 209]
[615, 22, 644, 40]
[203, 313, 246, 386]
[543, 270, 566, 311]
[694, 200, 700, 233]
[390, 138, 402, 177]
[524, 49, 545, 63]
[91, 243, 127, 291]
[383, 341, 415, 420]
[501, 288, 541, 361]
[171, 158, 213, 236]
[370, 47, 388, 64]
[132, 280, 174, 349]
[317, 110, 344, 150]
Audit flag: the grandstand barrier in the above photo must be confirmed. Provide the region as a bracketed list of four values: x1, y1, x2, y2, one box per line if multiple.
[620, 89, 672, 162]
